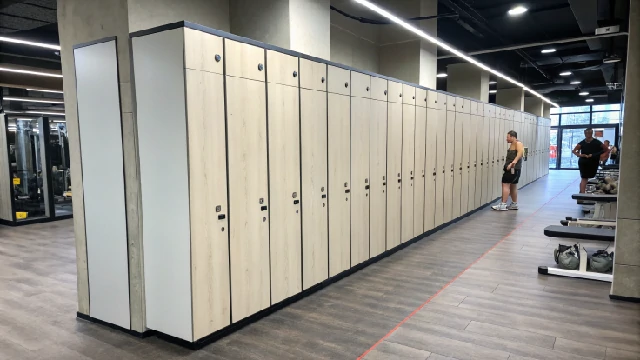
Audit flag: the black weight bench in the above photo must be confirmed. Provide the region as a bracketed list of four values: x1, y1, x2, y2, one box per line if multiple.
[544, 225, 615, 242]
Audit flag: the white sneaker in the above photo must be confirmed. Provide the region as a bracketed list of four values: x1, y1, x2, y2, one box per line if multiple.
[507, 203, 518, 210]
[492, 203, 508, 211]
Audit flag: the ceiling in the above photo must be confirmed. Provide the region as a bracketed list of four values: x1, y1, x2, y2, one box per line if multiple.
[435, 0, 629, 106]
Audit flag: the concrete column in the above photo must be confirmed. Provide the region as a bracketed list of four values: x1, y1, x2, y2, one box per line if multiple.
[611, 0, 640, 300]
[58, 0, 231, 332]
[419, 0, 438, 89]
[543, 103, 551, 118]
[496, 88, 525, 111]
[445, 63, 490, 102]
[524, 97, 544, 117]
[230, 0, 330, 59]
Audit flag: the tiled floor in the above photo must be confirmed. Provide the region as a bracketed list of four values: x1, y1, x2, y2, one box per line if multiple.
[1, 170, 638, 360]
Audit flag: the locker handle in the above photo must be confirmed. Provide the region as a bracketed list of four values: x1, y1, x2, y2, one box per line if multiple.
[410, 176, 414, 180]
[365, 185, 370, 190]
[432, 172, 436, 176]
[218, 214, 226, 220]
[382, 182, 386, 186]
[398, 179, 402, 183]
[293, 200, 300, 205]
[345, 189, 351, 193]
[261, 205, 268, 211]
[322, 194, 327, 199]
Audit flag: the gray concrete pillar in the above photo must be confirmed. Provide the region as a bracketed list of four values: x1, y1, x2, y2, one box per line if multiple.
[496, 88, 525, 111]
[524, 97, 544, 117]
[445, 63, 490, 102]
[611, 0, 640, 300]
[543, 103, 551, 118]
[58, 0, 231, 332]
[230, 0, 330, 59]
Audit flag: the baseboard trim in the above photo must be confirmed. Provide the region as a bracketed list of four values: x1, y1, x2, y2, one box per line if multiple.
[76, 312, 155, 338]
[609, 294, 640, 303]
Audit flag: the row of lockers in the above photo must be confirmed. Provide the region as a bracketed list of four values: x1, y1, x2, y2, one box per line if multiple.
[129, 26, 551, 343]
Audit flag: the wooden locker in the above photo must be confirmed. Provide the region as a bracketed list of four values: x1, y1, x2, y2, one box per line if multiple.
[386, 82, 403, 249]
[452, 107, 463, 219]
[495, 113, 502, 199]
[484, 107, 493, 205]
[444, 109, 456, 222]
[466, 105, 476, 213]
[434, 92, 447, 227]
[460, 112, 471, 214]
[300, 60, 328, 290]
[474, 103, 484, 209]
[225, 40, 270, 323]
[350, 71, 371, 266]
[266, 51, 301, 304]
[414, 103, 427, 236]
[403, 83, 416, 105]
[370, 77, 387, 257]
[185, 65, 230, 338]
[401, 102, 416, 242]
[328, 91, 351, 276]
[424, 106, 437, 231]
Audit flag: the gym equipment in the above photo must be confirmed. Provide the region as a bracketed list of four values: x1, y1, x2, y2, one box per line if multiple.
[539, 243, 613, 282]
[544, 225, 615, 241]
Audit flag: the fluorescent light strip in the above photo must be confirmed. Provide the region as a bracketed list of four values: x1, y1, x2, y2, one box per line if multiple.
[0, 36, 61, 50]
[489, 90, 497, 94]
[26, 111, 66, 116]
[436, 73, 448, 78]
[0, 67, 63, 78]
[352, 0, 559, 107]
[4, 97, 64, 104]
[27, 89, 64, 94]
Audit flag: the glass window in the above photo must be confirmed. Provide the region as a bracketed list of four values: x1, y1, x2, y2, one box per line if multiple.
[560, 112, 590, 125]
[592, 104, 621, 111]
[551, 107, 561, 114]
[550, 114, 559, 126]
[592, 111, 621, 124]
[561, 106, 590, 114]
[549, 129, 558, 169]
[560, 128, 585, 169]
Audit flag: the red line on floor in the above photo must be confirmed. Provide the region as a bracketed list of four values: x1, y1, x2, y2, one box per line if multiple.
[356, 177, 579, 359]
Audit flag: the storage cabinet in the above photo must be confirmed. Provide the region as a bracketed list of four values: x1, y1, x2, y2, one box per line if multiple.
[424, 106, 437, 231]
[434, 92, 448, 227]
[413, 102, 427, 236]
[444, 108, 456, 222]
[460, 112, 471, 214]
[452, 110, 464, 219]
[386, 80, 403, 250]
[370, 77, 388, 257]
[401, 101, 416, 242]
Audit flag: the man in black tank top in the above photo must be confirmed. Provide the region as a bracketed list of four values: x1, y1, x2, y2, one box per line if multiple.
[492, 130, 524, 211]
[573, 128, 604, 193]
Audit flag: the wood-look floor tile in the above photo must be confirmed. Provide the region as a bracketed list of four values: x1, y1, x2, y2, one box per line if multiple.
[605, 347, 640, 360]
[464, 321, 556, 349]
[553, 337, 607, 360]
[365, 341, 431, 360]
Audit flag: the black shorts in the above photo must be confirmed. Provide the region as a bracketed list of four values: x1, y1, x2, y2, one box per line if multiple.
[502, 168, 521, 184]
[578, 158, 599, 179]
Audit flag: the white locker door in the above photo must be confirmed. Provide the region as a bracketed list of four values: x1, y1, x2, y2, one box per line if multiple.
[414, 105, 427, 236]
[444, 109, 456, 223]
[401, 103, 416, 242]
[452, 110, 463, 219]
[424, 107, 437, 232]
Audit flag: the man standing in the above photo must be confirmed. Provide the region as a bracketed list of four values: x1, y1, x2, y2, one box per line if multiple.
[492, 130, 524, 211]
[573, 128, 604, 193]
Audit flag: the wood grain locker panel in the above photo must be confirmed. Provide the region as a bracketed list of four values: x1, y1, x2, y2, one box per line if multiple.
[446, 95, 456, 112]
[267, 82, 301, 304]
[184, 28, 223, 74]
[386, 101, 403, 249]
[328, 93, 351, 276]
[434, 107, 447, 226]
[350, 96, 371, 266]
[300, 88, 328, 290]
[438, 92, 448, 110]
[482, 114, 491, 205]
[226, 76, 270, 322]
[388, 81, 403, 103]
[225, 39, 265, 81]
[427, 90, 438, 109]
[328, 65, 350, 95]
[185, 69, 230, 339]
[401, 104, 416, 242]
[300, 58, 326, 91]
[413, 105, 427, 236]
[416, 88, 427, 108]
[469, 114, 479, 211]
[370, 99, 387, 257]
[267, 50, 298, 87]
[351, 71, 371, 98]
[452, 111, 463, 219]
[461, 98, 471, 114]
[424, 107, 437, 231]
[402, 84, 416, 105]
[443, 110, 456, 223]
[371, 77, 388, 102]
[460, 112, 470, 214]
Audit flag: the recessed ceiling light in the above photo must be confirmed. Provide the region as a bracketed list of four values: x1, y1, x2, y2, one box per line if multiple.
[570, 80, 581, 85]
[560, 71, 572, 76]
[579, 91, 589, 96]
[4, 96, 64, 104]
[0, 67, 63, 78]
[508, 5, 528, 16]
[27, 89, 63, 94]
[489, 81, 497, 84]
[0, 36, 61, 50]
[489, 90, 497, 94]
[352, 0, 558, 107]
[585, 99, 594, 102]
[436, 73, 448, 78]
[541, 48, 556, 53]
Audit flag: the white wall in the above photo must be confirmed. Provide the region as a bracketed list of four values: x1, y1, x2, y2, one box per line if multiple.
[290, 0, 331, 59]
[329, 4, 379, 72]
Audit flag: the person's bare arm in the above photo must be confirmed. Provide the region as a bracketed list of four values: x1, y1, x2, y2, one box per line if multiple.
[507, 142, 525, 170]
[572, 143, 584, 158]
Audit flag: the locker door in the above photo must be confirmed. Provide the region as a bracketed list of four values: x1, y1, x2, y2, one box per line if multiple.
[328, 92, 351, 276]
[465, 113, 475, 213]
[386, 95, 403, 250]
[452, 109, 463, 219]
[413, 104, 427, 236]
[401, 103, 416, 242]
[424, 107, 437, 231]
[460, 112, 471, 214]
[225, 40, 269, 322]
[300, 60, 328, 290]
[484, 109, 492, 204]
[434, 93, 447, 227]
[350, 71, 371, 266]
[443, 108, 456, 223]
[475, 104, 484, 209]
[370, 95, 387, 257]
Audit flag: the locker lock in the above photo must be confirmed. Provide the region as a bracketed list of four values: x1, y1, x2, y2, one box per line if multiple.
[397, 173, 401, 177]
[321, 186, 325, 192]
[258, 63, 264, 71]
[365, 178, 368, 184]
[215, 54, 221, 62]
[345, 82, 349, 88]
[366, 86, 370, 91]
[293, 71, 298, 78]
[216, 205, 222, 212]
[292, 192, 298, 198]
[344, 182, 348, 187]
[384, 90, 387, 95]
[259, 198, 264, 204]
[382, 176, 385, 180]
[412, 96, 415, 100]
[321, 77, 325, 83]
[424, 98, 427, 102]
[399, 93, 403, 98]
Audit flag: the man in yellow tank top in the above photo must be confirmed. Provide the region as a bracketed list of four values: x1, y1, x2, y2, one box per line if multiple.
[492, 130, 524, 211]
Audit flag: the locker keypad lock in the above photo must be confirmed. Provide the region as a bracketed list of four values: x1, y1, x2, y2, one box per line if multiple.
[259, 198, 264, 204]
[384, 90, 387, 95]
[293, 71, 298, 78]
[399, 93, 402, 98]
[216, 205, 222, 212]
[345, 82, 349, 88]
[366, 86, 370, 92]
[258, 63, 264, 71]
[215, 54, 221, 62]
[344, 182, 348, 187]
[321, 77, 325, 83]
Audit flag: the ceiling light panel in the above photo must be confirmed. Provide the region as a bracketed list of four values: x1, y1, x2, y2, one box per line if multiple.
[560, 71, 572, 76]
[541, 48, 556, 53]
[352, 0, 559, 107]
[508, 5, 528, 16]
